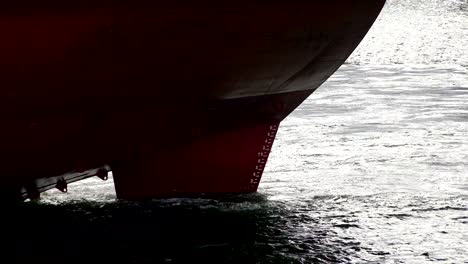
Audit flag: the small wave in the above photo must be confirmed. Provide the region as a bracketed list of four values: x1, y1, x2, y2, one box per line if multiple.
[411, 206, 468, 212]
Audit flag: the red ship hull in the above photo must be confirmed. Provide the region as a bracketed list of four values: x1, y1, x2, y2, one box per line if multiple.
[0, 0, 385, 200]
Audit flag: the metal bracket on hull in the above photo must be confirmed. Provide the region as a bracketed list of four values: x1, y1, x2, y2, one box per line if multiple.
[55, 178, 68, 193]
[24, 182, 40, 201]
[11, 165, 111, 201]
[96, 168, 109, 181]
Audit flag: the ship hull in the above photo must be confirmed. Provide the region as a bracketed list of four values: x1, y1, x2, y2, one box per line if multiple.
[0, 0, 385, 200]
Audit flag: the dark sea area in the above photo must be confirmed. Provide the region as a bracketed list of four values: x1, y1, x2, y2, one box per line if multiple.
[4, 0, 467, 263]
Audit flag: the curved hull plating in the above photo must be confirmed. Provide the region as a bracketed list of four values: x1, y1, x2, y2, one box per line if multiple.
[0, 0, 385, 200]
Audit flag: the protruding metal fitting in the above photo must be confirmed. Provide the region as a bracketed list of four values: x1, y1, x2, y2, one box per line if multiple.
[27, 187, 40, 201]
[55, 178, 68, 193]
[96, 168, 109, 181]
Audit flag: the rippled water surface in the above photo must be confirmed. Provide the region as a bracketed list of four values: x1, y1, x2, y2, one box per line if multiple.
[8, 0, 468, 263]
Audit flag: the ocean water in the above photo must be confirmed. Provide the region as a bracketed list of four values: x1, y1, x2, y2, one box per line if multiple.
[6, 0, 468, 263]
